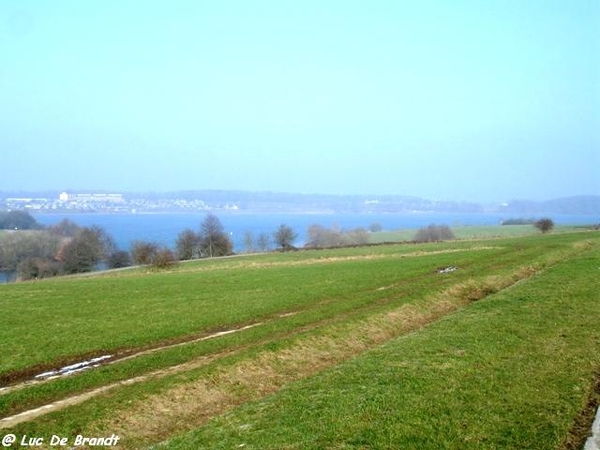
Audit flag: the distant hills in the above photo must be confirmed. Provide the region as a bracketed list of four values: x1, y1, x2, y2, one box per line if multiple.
[0, 190, 598, 215]
[497, 196, 600, 216]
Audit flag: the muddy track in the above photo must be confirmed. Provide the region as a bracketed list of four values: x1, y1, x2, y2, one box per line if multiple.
[0, 351, 234, 430]
[0, 320, 272, 388]
[0, 323, 265, 397]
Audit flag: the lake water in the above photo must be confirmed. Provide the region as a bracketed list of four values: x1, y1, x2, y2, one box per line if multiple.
[0, 270, 16, 283]
[33, 211, 596, 253]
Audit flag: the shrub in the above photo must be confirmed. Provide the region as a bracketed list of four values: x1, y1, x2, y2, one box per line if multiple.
[273, 224, 298, 251]
[198, 214, 233, 257]
[17, 257, 62, 280]
[176, 228, 200, 260]
[534, 218, 554, 234]
[369, 223, 383, 232]
[108, 250, 131, 269]
[413, 224, 456, 243]
[0, 210, 41, 230]
[150, 248, 178, 270]
[131, 240, 159, 265]
[256, 232, 271, 252]
[501, 218, 535, 225]
[305, 224, 370, 248]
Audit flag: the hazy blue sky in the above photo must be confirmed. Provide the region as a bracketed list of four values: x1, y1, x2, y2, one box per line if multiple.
[1, 1, 598, 201]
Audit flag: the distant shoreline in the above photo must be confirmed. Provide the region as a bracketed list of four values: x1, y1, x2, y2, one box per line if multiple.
[3, 192, 599, 216]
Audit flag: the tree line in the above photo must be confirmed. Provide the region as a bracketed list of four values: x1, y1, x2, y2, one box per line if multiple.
[1, 210, 558, 281]
[0, 212, 375, 281]
[0, 218, 119, 280]
[0, 212, 306, 281]
[0, 210, 43, 230]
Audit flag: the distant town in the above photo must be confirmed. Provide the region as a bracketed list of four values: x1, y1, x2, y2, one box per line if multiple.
[0, 190, 598, 215]
[1, 191, 239, 214]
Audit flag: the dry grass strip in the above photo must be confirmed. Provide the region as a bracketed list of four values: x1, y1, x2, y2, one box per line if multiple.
[170, 245, 501, 274]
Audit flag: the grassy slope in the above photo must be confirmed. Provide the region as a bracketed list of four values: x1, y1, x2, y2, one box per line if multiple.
[0, 238, 541, 376]
[1, 239, 526, 421]
[164, 242, 600, 450]
[1, 231, 598, 448]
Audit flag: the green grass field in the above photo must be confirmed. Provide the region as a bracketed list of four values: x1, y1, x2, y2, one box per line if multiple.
[1, 230, 598, 449]
[166, 244, 600, 450]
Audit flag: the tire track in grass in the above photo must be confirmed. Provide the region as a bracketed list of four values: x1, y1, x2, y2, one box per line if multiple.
[0, 323, 264, 398]
[0, 323, 265, 429]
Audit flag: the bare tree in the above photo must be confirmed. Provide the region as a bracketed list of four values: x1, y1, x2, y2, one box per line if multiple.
[60, 226, 115, 274]
[150, 248, 178, 270]
[346, 227, 369, 246]
[0, 231, 61, 270]
[130, 240, 159, 265]
[176, 228, 200, 260]
[306, 224, 370, 248]
[198, 214, 233, 257]
[306, 224, 326, 248]
[0, 210, 41, 230]
[534, 218, 554, 234]
[49, 219, 81, 237]
[257, 232, 271, 252]
[413, 224, 455, 243]
[369, 222, 383, 232]
[306, 224, 338, 248]
[273, 224, 297, 251]
[107, 250, 131, 269]
[243, 231, 255, 253]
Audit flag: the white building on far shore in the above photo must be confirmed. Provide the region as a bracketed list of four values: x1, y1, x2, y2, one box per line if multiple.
[59, 192, 124, 203]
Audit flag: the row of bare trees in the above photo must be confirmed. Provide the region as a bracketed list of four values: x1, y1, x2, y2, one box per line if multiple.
[0, 212, 303, 280]
[304, 224, 369, 248]
[175, 214, 233, 260]
[175, 217, 298, 259]
[2, 210, 559, 281]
